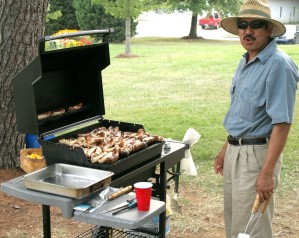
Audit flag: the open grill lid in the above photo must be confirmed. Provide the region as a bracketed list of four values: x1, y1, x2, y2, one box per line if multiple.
[12, 29, 113, 137]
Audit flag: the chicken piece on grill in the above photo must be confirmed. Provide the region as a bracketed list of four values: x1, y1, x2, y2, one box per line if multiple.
[91, 151, 107, 163]
[132, 141, 147, 152]
[68, 102, 83, 111]
[98, 146, 119, 164]
[86, 147, 97, 158]
[58, 126, 164, 164]
[37, 111, 52, 120]
[59, 138, 80, 147]
[52, 108, 65, 116]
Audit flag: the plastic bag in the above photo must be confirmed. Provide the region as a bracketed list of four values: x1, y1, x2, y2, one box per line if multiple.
[180, 128, 201, 176]
[141, 194, 172, 236]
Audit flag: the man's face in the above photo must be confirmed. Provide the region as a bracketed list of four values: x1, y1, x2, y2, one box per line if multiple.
[237, 18, 273, 58]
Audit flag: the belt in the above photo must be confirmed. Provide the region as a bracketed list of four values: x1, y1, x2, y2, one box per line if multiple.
[227, 135, 268, 146]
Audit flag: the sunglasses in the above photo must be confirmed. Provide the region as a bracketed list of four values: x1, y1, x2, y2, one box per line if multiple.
[237, 20, 267, 30]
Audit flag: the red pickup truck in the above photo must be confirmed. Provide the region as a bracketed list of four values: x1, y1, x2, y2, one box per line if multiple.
[198, 12, 221, 29]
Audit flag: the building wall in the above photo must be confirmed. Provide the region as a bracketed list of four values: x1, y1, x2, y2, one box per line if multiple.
[270, 0, 299, 23]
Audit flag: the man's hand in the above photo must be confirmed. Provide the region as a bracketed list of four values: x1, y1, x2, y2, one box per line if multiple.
[214, 141, 228, 176]
[256, 123, 290, 202]
[256, 172, 275, 202]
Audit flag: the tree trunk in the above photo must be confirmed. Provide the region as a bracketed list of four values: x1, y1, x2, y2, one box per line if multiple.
[125, 17, 131, 56]
[187, 12, 199, 39]
[0, 0, 49, 168]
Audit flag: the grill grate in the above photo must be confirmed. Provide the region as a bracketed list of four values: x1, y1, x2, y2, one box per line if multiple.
[75, 226, 159, 238]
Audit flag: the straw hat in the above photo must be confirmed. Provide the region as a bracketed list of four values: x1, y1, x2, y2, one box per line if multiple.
[220, 0, 286, 37]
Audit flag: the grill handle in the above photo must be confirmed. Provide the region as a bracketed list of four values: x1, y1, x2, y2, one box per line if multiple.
[38, 28, 114, 53]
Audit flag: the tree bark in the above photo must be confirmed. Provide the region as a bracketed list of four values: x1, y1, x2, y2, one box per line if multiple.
[187, 12, 199, 38]
[0, 0, 48, 168]
[125, 16, 131, 56]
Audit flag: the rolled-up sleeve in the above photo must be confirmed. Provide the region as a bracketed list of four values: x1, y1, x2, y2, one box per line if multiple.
[266, 68, 298, 125]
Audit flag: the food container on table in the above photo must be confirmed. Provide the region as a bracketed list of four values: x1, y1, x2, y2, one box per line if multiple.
[20, 147, 46, 173]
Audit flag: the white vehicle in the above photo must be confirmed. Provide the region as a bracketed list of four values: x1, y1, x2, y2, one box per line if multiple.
[275, 25, 297, 44]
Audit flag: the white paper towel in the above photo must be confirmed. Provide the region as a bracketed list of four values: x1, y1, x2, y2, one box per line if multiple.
[180, 128, 201, 176]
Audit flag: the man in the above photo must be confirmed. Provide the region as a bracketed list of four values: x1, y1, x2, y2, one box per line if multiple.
[214, 0, 299, 237]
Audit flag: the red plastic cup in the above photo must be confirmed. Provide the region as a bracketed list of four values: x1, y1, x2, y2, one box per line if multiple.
[134, 182, 153, 211]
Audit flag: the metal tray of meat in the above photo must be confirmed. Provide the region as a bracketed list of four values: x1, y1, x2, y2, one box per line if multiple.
[39, 120, 164, 175]
[24, 163, 114, 198]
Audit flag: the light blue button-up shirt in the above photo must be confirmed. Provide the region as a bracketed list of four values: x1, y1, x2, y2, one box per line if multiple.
[224, 40, 299, 137]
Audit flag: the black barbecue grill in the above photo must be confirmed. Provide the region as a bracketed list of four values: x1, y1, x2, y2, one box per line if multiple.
[12, 29, 164, 177]
[8, 29, 186, 238]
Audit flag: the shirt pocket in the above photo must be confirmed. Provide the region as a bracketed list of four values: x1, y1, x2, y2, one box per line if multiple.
[229, 84, 236, 101]
[239, 87, 266, 122]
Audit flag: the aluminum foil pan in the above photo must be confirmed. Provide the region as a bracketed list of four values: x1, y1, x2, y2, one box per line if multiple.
[24, 163, 113, 198]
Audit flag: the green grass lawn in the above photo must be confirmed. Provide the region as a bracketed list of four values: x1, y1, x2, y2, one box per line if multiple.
[102, 37, 299, 197]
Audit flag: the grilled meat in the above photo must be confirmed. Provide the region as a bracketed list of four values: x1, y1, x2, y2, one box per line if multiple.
[58, 126, 164, 164]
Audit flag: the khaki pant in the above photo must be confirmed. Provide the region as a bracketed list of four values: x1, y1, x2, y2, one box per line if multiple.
[223, 143, 282, 238]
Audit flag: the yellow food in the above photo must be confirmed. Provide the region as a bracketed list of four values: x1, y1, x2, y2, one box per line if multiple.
[27, 153, 43, 159]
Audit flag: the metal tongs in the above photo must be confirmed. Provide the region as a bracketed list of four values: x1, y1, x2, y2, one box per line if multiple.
[77, 185, 132, 215]
[100, 198, 137, 215]
[238, 193, 273, 238]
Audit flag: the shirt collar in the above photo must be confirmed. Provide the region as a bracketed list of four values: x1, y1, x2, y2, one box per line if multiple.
[242, 39, 277, 64]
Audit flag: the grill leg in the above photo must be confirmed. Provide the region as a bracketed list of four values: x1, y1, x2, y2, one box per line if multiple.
[167, 163, 181, 195]
[173, 163, 181, 194]
[159, 161, 166, 238]
[42, 205, 51, 238]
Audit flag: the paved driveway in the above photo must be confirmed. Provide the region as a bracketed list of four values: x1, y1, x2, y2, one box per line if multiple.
[135, 11, 238, 41]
